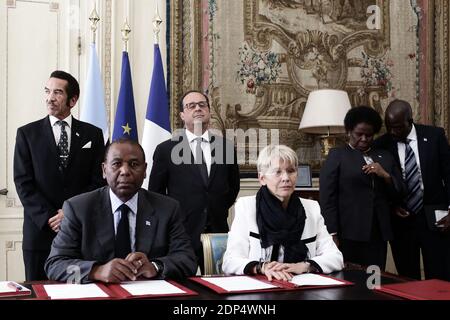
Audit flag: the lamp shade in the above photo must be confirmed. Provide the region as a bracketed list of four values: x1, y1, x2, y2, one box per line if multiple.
[299, 89, 351, 134]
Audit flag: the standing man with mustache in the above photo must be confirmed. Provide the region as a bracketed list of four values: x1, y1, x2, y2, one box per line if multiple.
[149, 90, 240, 273]
[14, 70, 106, 281]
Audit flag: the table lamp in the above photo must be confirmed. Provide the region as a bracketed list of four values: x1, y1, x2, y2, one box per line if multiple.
[299, 89, 351, 156]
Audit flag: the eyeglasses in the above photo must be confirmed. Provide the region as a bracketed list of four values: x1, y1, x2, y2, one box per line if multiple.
[265, 168, 298, 178]
[184, 101, 209, 111]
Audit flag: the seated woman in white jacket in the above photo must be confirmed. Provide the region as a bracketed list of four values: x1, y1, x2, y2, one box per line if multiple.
[222, 144, 343, 281]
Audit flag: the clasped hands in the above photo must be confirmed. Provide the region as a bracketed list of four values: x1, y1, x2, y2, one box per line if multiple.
[89, 252, 158, 283]
[258, 261, 310, 282]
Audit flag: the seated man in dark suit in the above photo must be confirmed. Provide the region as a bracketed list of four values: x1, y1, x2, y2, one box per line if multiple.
[45, 139, 197, 283]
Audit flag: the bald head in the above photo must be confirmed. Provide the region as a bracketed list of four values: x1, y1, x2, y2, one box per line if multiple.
[386, 100, 413, 121]
[385, 99, 413, 141]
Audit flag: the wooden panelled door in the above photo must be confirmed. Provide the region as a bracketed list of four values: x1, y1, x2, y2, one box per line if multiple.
[0, 0, 81, 281]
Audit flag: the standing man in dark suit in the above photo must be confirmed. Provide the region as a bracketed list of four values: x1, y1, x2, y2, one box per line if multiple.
[374, 99, 450, 281]
[45, 139, 197, 283]
[14, 70, 106, 281]
[149, 90, 240, 270]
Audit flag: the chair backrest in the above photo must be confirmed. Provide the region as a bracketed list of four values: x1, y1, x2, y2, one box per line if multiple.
[200, 233, 228, 275]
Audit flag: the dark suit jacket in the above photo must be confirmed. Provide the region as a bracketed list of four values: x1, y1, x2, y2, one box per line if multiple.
[148, 131, 240, 251]
[45, 187, 197, 283]
[14, 116, 106, 250]
[373, 124, 450, 208]
[320, 145, 406, 242]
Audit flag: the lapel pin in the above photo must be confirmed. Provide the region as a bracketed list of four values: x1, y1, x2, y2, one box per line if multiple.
[377, 155, 382, 158]
[423, 138, 428, 142]
[75, 132, 80, 137]
[145, 220, 151, 226]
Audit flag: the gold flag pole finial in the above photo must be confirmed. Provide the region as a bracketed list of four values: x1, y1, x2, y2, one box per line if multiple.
[152, 3, 162, 44]
[121, 19, 132, 52]
[89, 4, 100, 44]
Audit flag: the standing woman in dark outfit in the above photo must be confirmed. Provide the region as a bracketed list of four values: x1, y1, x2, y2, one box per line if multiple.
[320, 106, 406, 270]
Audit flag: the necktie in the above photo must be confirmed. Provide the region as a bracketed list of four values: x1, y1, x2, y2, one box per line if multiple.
[270, 244, 280, 261]
[57, 120, 69, 170]
[194, 137, 208, 185]
[115, 204, 131, 259]
[404, 140, 423, 214]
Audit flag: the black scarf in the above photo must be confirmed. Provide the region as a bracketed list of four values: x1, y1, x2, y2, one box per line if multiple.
[256, 185, 308, 263]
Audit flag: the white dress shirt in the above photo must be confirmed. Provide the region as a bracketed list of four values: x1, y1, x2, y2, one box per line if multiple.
[185, 129, 212, 175]
[109, 189, 138, 252]
[49, 114, 72, 150]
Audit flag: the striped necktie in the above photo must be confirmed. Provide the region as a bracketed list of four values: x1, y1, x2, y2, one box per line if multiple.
[404, 140, 423, 214]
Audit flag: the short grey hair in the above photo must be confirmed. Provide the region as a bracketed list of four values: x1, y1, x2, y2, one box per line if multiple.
[257, 144, 298, 175]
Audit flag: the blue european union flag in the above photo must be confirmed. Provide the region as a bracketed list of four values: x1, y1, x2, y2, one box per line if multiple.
[112, 51, 138, 141]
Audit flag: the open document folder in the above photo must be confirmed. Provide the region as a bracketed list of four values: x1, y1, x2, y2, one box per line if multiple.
[375, 279, 450, 300]
[189, 274, 352, 294]
[0, 281, 32, 298]
[32, 280, 197, 300]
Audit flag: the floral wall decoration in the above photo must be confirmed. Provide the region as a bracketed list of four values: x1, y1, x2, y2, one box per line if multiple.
[359, 51, 395, 99]
[237, 44, 282, 94]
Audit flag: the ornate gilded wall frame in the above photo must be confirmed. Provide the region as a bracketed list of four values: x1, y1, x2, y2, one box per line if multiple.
[433, 0, 449, 134]
[170, 0, 203, 130]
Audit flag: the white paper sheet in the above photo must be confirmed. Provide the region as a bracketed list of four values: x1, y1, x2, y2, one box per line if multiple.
[43, 283, 109, 299]
[120, 280, 185, 296]
[0, 281, 30, 293]
[290, 273, 345, 286]
[200, 276, 278, 292]
[435, 210, 448, 225]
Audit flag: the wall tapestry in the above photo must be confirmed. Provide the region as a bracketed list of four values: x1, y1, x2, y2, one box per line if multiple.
[170, 0, 440, 172]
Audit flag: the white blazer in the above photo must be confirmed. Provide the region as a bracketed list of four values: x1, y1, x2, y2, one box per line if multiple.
[222, 195, 344, 275]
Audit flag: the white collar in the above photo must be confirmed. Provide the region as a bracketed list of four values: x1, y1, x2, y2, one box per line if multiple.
[49, 114, 73, 128]
[109, 188, 138, 215]
[185, 129, 210, 143]
[406, 124, 418, 142]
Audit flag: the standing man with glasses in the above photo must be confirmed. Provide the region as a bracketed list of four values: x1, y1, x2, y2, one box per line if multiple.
[374, 99, 450, 281]
[149, 90, 240, 272]
[14, 70, 106, 281]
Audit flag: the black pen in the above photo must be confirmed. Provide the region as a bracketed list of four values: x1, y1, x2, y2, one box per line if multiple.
[7, 282, 23, 292]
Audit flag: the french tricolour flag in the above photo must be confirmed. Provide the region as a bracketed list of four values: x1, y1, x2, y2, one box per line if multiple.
[141, 44, 171, 189]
